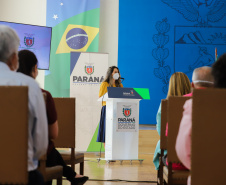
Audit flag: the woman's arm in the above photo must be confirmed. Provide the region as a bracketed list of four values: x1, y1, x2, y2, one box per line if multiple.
[99, 82, 108, 98]
[156, 103, 161, 136]
[48, 120, 58, 140]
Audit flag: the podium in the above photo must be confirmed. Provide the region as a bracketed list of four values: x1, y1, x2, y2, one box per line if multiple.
[98, 87, 150, 163]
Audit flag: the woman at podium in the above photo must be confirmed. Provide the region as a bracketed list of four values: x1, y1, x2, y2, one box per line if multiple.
[96, 66, 123, 144]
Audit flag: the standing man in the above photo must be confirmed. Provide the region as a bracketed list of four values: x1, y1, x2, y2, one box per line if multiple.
[0, 25, 48, 185]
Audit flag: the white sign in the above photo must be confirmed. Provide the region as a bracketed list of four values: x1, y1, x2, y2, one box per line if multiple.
[70, 52, 108, 151]
[116, 102, 138, 132]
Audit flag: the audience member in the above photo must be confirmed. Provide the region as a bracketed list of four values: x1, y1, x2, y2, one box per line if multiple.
[212, 53, 226, 88]
[184, 66, 214, 97]
[175, 66, 214, 184]
[17, 49, 88, 185]
[0, 25, 48, 184]
[153, 72, 191, 170]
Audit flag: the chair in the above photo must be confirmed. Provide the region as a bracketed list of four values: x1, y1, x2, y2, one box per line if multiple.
[38, 93, 63, 185]
[191, 89, 226, 185]
[0, 86, 28, 184]
[54, 98, 85, 175]
[163, 97, 190, 185]
[157, 99, 168, 185]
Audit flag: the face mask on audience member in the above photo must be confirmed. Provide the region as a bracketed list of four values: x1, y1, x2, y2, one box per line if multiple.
[113, 73, 119, 80]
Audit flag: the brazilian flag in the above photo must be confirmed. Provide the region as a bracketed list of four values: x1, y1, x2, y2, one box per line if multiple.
[46, 0, 100, 97]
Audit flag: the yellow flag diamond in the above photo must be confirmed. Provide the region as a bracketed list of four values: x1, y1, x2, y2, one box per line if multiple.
[56, 24, 99, 54]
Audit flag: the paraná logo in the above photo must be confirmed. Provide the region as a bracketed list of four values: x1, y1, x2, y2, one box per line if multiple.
[24, 36, 34, 47]
[123, 108, 131, 117]
[85, 65, 94, 75]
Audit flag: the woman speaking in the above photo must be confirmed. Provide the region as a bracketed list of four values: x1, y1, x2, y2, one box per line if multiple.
[96, 66, 123, 145]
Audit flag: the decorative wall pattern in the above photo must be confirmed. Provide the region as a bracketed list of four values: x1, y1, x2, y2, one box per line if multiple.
[162, 0, 226, 77]
[161, 0, 226, 27]
[152, 18, 171, 94]
[118, 0, 226, 124]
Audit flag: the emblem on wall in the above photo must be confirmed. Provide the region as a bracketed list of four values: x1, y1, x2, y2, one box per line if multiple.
[161, 0, 226, 27]
[152, 1, 226, 94]
[85, 65, 94, 75]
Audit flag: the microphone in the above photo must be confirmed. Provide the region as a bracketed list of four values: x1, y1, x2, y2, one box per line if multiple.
[120, 77, 124, 80]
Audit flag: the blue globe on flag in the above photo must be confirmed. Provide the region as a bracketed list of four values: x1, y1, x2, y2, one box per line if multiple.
[66, 28, 88, 49]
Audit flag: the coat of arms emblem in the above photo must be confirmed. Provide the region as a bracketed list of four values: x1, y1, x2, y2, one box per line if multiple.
[85, 65, 94, 75]
[24, 36, 34, 47]
[123, 108, 131, 117]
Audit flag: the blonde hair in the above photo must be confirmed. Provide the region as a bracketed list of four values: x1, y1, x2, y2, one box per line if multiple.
[167, 72, 191, 98]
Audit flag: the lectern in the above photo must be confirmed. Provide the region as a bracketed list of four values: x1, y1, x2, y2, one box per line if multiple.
[98, 87, 150, 163]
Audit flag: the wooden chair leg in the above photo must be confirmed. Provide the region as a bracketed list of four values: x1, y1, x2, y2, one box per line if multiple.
[168, 162, 172, 185]
[56, 177, 62, 185]
[71, 161, 75, 171]
[80, 162, 84, 175]
[158, 167, 163, 185]
[157, 170, 160, 185]
[157, 151, 164, 185]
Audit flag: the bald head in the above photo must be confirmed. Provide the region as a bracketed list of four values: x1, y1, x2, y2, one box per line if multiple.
[192, 66, 214, 88]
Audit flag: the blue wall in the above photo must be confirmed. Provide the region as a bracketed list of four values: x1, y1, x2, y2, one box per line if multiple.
[118, 0, 226, 125]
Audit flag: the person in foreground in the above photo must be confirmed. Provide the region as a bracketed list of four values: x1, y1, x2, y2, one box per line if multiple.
[0, 25, 48, 184]
[184, 66, 214, 97]
[153, 72, 191, 170]
[96, 66, 123, 145]
[17, 49, 88, 185]
[175, 66, 215, 185]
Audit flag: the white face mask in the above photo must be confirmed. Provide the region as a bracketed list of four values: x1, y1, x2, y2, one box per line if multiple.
[113, 73, 119, 80]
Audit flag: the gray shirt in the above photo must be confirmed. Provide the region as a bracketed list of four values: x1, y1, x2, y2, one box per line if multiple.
[0, 62, 48, 171]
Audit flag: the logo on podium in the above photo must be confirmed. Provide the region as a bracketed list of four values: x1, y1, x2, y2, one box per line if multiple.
[123, 108, 131, 117]
[117, 103, 137, 132]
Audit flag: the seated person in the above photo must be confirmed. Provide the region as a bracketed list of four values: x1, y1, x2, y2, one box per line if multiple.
[0, 25, 48, 185]
[176, 64, 217, 185]
[153, 72, 191, 170]
[17, 49, 89, 185]
[165, 66, 214, 170]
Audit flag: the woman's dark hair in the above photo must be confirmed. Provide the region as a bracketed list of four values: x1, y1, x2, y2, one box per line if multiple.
[212, 53, 226, 88]
[104, 66, 121, 87]
[17, 50, 38, 77]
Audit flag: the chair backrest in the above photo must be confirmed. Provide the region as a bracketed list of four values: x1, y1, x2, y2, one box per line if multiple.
[192, 89, 226, 185]
[167, 96, 191, 163]
[160, 99, 168, 150]
[0, 86, 28, 184]
[54, 98, 76, 148]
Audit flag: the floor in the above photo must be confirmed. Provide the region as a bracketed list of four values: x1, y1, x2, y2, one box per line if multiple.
[53, 128, 159, 185]
[139, 125, 156, 130]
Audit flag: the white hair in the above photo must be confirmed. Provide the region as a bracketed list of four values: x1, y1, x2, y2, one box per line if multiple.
[0, 25, 20, 63]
